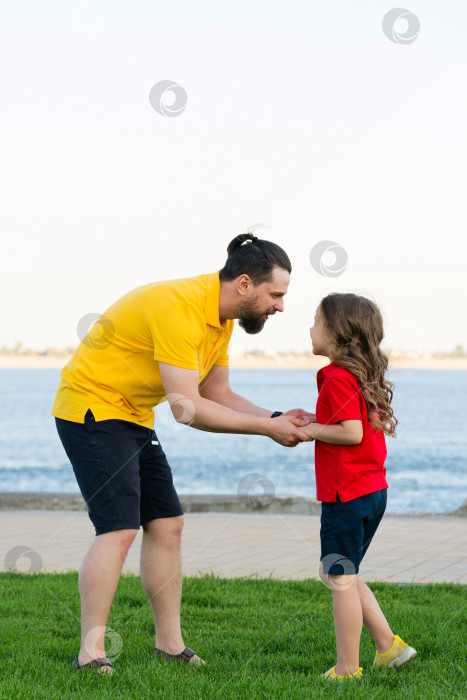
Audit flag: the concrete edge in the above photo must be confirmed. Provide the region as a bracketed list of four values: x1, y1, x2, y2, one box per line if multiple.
[0, 492, 465, 517]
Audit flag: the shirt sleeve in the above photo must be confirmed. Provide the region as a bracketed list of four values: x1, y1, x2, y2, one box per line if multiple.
[215, 347, 229, 367]
[323, 371, 363, 423]
[146, 302, 205, 370]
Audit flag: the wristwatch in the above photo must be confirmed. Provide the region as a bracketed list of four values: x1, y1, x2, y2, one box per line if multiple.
[270, 411, 283, 418]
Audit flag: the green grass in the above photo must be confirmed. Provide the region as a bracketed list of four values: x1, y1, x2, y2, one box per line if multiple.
[0, 572, 466, 699]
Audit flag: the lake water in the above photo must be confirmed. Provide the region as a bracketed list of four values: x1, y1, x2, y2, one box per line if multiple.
[0, 368, 466, 514]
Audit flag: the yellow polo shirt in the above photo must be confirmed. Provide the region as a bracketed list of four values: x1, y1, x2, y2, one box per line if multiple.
[50, 271, 234, 429]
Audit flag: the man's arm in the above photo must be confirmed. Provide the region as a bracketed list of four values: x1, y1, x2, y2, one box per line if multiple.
[198, 365, 272, 416]
[199, 365, 315, 420]
[301, 419, 363, 445]
[158, 362, 312, 447]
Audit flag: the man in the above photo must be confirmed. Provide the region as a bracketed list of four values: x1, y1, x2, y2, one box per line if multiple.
[52, 231, 313, 673]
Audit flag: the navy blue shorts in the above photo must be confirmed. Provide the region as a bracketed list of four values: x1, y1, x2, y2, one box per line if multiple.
[320, 488, 387, 575]
[55, 408, 183, 536]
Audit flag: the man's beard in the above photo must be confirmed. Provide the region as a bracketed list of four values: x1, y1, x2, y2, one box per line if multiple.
[237, 295, 273, 334]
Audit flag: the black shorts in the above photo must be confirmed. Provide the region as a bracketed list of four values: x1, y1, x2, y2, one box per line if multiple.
[55, 408, 183, 536]
[320, 488, 387, 575]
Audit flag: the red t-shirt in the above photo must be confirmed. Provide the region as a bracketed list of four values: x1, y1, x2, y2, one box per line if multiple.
[314, 361, 388, 503]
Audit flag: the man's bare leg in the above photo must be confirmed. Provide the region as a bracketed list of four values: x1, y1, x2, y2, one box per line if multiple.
[140, 515, 205, 665]
[77, 528, 139, 672]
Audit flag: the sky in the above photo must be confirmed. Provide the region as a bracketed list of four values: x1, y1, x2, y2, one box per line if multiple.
[0, 1, 466, 355]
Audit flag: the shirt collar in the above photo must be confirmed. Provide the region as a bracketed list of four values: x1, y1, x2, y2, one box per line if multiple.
[317, 360, 335, 389]
[204, 270, 224, 329]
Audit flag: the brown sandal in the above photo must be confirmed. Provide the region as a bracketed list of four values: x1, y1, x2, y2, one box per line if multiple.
[154, 647, 205, 665]
[72, 656, 114, 672]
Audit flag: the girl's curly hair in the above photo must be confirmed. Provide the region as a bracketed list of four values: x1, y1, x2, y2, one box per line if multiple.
[320, 292, 398, 437]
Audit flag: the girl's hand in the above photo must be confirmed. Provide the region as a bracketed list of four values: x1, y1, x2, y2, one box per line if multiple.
[266, 415, 313, 447]
[284, 408, 316, 423]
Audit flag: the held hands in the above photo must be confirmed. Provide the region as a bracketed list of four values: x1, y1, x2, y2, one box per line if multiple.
[283, 408, 316, 422]
[266, 414, 315, 447]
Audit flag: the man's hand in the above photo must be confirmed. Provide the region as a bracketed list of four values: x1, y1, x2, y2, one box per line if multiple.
[283, 408, 316, 423]
[266, 415, 314, 447]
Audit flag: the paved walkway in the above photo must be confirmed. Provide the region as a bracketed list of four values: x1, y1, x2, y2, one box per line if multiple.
[1, 510, 466, 583]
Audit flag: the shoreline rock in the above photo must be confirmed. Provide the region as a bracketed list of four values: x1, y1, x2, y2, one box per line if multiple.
[0, 492, 464, 517]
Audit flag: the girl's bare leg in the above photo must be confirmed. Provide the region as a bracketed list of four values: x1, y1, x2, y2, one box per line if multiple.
[356, 578, 394, 653]
[319, 562, 361, 675]
[330, 575, 362, 675]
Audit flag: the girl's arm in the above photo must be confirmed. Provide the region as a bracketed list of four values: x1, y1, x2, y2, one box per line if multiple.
[301, 419, 363, 445]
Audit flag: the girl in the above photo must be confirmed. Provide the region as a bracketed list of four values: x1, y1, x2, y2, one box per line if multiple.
[302, 292, 416, 681]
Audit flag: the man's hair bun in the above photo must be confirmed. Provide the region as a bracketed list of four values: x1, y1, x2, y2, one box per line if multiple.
[226, 233, 258, 257]
[220, 224, 291, 287]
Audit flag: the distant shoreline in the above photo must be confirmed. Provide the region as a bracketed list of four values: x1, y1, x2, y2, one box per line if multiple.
[0, 492, 465, 517]
[1, 355, 467, 370]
